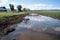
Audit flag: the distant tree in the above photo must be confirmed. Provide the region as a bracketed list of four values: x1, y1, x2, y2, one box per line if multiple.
[17, 5, 22, 12]
[27, 9, 30, 11]
[23, 8, 27, 12]
[23, 8, 30, 12]
[9, 4, 14, 11]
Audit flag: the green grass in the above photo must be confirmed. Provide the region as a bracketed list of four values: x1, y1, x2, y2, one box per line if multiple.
[0, 12, 27, 19]
[32, 10, 60, 19]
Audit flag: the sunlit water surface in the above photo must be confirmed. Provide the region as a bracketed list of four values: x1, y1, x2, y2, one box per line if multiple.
[2, 14, 60, 40]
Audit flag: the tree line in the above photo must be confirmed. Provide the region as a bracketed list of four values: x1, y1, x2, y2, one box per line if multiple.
[9, 4, 30, 12]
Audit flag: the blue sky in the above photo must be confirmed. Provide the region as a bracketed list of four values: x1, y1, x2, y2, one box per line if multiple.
[0, 0, 60, 10]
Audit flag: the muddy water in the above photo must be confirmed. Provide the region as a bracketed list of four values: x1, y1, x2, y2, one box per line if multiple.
[2, 14, 60, 40]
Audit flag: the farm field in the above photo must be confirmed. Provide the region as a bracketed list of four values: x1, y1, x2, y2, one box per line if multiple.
[31, 10, 60, 19]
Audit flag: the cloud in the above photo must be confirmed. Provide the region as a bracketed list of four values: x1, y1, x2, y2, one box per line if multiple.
[31, 4, 53, 7]
[0, 0, 8, 5]
[22, 3, 60, 10]
[1, 0, 8, 3]
[0, 1, 60, 10]
[0, 0, 17, 8]
[10, 2, 17, 5]
[22, 3, 53, 10]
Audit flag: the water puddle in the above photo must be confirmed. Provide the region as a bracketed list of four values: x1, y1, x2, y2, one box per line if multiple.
[2, 14, 60, 40]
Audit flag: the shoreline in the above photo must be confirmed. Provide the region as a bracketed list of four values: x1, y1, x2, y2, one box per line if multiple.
[0, 13, 29, 36]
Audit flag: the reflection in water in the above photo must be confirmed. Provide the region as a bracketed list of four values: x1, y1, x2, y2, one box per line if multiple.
[2, 14, 60, 40]
[23, 18, 30, 24]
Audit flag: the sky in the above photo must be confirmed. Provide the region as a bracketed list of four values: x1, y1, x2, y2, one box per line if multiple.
[0, 0, 60, 10]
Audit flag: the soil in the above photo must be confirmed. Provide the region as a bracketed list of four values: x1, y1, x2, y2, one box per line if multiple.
[0, 13, 28, 36]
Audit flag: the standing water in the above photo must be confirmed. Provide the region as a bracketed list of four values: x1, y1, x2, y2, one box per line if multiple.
[2, 14, 60, 40]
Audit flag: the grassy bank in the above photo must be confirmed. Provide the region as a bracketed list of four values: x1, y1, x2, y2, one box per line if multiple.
[32, 10, 60, 19]
[0, 12, 28, 36]
[0, 12, 27, 19]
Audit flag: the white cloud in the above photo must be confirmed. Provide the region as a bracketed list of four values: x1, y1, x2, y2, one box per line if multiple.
[0, 0, 17, 8]
[0, 1, 60, 10]
[31, 4, 53, 7]
[22, 3, 60, 10]
[1, 0, 8, 3]
[0, 0, 8, 5]
[22, 3, 53, 10]
[10, 2, 17, 5]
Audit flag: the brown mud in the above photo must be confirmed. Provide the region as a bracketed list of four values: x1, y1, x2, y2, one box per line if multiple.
[0, 13, 28, 36]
